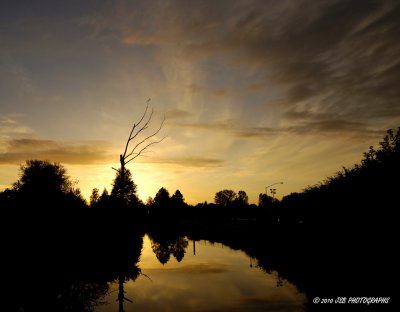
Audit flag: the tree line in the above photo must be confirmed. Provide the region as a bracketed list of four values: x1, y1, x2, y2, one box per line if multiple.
[277, 127, 400, 226]
[0, 157, 272, 215]
[1, 128, 399, 223]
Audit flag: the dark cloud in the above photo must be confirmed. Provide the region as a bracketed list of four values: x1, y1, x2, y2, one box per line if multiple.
[140, 0, 400, 129]
[189, 83, 228, 97]
[170, 119, 234, 131]
[282, 109, 383, 137]
[238, 1, 400, 121]
[0, 138, 113, 165]
[170, 115, 375, 139]
[10, 0, 396, 131]
[169, 119, 276, 138]
[233, 127, 277, 138]
[146, 156, 224, 168]
[283, 110, 331, 121]
[165, 109, 193, 120]
[287, 119, 372, 135]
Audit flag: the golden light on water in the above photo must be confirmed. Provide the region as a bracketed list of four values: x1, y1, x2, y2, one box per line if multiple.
[96, 235, 306, 312]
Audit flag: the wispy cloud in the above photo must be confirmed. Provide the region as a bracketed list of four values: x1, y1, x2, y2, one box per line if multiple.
[165, 109, 194, 120]
[145, 156, 224, 168]
[114, 0, 400, 129]
[170, 119, 233, 132]
[169, 116, 378, 139]
[189, 83, 228, 97]
[0, 116, 32, 136]
[282, 109, 384, 136]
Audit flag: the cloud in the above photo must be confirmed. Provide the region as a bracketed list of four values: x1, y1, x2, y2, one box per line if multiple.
[33, 95, 64, 103]
[0, 116, 116, 165]
[145, 156, 224, 168]
[233, 127, 277, 138]
[226, 1, 400, 121]
[282, 109, 384, 136]
[43, 0, 398, 135]
[117, 0, 400, 127]
[169, 115, 377, 139]
[287, 119, 374, 135]
[189, 83, 228, 97]
[170, 119, 233, 132]
[165, 109, 194, 120]
[0, 116, 32, 136]
[0, 138, 114, 165]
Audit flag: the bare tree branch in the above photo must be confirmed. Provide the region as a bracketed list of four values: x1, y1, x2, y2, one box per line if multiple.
[125, 136, 166, 164]
[127, 108, 153, 143]
[120, 101, 166, 166]
[125, 115, 165, 160]
[114, 101, 165, 209]
[122, 99, 151, 159]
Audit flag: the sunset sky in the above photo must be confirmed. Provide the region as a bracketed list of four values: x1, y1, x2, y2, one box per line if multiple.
[1, 0, 399, 204]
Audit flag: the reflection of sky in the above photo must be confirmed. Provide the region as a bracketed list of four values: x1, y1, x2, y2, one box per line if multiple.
[97, 235, 305, 312]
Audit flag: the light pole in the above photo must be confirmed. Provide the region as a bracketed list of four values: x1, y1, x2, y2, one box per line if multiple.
[265, 182, 283, 196]
[270, 188, 276, 200]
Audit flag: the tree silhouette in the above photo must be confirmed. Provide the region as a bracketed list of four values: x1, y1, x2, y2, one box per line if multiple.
[90, 188, 100, 208]
[11, 160, 86, 208]
[214, 189, 237, 207]
[171, 189, 186, 209]
[97, 188, 110, 209]
[0, 188, 16, 207]
[113, 100, 165, 209]
[279, 127, 400, 226]
[236, 190, 249, 206]
[111, 169, 139, 209]
[153, 187, 170, 208]
[258, 193, 273, 208]
[14, 160, 71, 194]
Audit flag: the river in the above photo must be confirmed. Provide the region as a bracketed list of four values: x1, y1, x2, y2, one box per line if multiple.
[96, 235, 305, 312]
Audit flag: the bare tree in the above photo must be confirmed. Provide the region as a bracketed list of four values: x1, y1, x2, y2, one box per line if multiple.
[113, 99, 165, 208]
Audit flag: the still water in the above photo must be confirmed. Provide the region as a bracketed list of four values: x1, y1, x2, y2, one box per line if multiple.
[96, 235, 305, 312]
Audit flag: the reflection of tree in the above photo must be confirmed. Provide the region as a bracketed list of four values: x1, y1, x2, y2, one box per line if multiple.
[117, 264, 141, 312]
[57, 281, 109, 312]
[114, 232, 144, 312]
[4, 218, 145, 312]
[151, 240, 171, 264]
[171, 237, 189, 262]
[150, 235, 189, 264]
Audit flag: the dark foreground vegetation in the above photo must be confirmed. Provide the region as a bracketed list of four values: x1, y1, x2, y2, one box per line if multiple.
[1, 128, 398, 311]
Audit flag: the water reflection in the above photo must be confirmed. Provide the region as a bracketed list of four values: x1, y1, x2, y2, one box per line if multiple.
[99, 235, 305, 312]
[3, 217, 305, 312]
[3, 214, 144, 312]
[148, 233, 189, 264]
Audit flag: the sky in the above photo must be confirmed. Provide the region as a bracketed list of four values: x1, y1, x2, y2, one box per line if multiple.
[1, 0, 400, 205]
